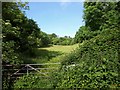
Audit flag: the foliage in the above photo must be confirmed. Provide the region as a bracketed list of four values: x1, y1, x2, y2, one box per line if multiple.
[39, 32, 51, 47]
[83, 2, 120, 30]
[2, 2, 51, 89]
[49, 34, 74, 45]
[2, 20, 21, 64]
[2, 2, 51, 64]
[13, 73, 52, 89]
[74, 26, 101, 43]
[52, 28, 120, 88]
[74, 2, 120, 44]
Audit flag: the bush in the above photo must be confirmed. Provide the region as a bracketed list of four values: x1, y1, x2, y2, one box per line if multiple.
[14, 73, 52, 89]
[51, 28, 120, 88]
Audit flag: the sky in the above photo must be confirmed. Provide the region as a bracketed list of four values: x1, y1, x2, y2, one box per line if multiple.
[25, 2, 84, 37]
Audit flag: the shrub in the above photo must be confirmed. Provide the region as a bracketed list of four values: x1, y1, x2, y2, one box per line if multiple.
[13, 73, 52, 89]
[51, 28, 120, 88]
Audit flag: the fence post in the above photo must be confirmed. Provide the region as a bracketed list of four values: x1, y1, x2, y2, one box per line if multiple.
[27, 64, 29, 76]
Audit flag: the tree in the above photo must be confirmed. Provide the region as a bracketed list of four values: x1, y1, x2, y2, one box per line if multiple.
[2, 2, 29, 89]
[2, 2, 51, 89]
[74, 26, 99, 43]
[83, 2, 119, 31]
[40, 32, 51, 47]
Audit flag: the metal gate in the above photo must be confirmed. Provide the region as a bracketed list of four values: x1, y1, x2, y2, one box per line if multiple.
[2, 63, 60, 80]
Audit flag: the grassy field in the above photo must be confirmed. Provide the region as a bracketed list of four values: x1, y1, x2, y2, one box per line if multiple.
[40, 44, 79, 54]
[22, 44, 79, 74]
[36, 44, 79, 74]
[22, 44, 79, 64]
[32, 44, 79, 63]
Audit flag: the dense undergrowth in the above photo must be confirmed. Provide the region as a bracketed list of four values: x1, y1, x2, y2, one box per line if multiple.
[51, 28, 120, 88]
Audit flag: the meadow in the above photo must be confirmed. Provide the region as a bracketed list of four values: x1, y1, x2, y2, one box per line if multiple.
[31, 44, 78, 66]
[40, 44, 79, 54]
[20, 44, 79, 73]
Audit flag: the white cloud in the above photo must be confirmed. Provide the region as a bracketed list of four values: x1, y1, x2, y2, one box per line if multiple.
[60, 0, 71, 9]
[59, 0, 85, 9]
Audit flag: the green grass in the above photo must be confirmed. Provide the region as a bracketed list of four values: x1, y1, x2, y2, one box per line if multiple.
[32, 49, 62, 63]
[39, 44, 78, 61]
[40, 44, 79, 72]
[21, 44, 78, 69]
[40, 44, 78, 53]
[32, 44, 78, 73]
[26, 44, 79, 64]
[21, 44, 79, 75]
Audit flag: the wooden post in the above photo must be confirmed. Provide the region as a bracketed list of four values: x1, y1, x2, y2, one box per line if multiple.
[27, 64, 29, 75]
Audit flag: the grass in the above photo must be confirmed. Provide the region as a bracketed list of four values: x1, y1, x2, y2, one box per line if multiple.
[32, 49, 62, 64]
[21, 44, 79, 74]
[29, 44, 79, 74]
[37, 44, 79, 64]
[40, 44, 79, 54]
[38, 44, 79, 73]
[21, 44, 78, 64]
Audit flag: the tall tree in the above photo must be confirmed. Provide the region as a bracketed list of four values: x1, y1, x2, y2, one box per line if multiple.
[2, 2, 51, 89]
[83, 2, 119, 31]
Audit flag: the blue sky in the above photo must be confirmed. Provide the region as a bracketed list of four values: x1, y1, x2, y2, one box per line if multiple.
[25, 2, 84, 37]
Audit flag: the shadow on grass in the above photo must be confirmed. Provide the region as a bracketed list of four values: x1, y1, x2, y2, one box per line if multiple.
[35, 49, 63, 59]
[20, 48, 63, 64]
